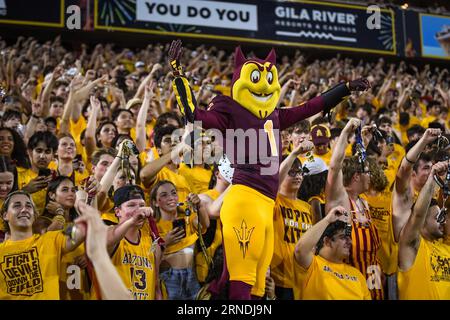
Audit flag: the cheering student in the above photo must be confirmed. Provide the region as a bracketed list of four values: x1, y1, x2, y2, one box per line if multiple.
[294, 206, 371, 300]
[0, 191, 86, 299]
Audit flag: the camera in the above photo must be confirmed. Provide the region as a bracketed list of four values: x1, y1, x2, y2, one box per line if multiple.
[437, 135, 449, 150]
[123, 140, 139, 156]
[371, 124, 383, 142]
[343, 211, 352, 237]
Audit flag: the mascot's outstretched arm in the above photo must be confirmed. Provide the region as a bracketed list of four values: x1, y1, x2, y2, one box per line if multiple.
[169, 40, 229, 131]
[279, 78, 370, 130]
[168, 39, 197, 123]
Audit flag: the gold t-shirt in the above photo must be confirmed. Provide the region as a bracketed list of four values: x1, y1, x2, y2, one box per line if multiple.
[293, 255, 371, 300]
[398, 237, 450, 299]
[0, 232, 67, 300]
[111, 232, 157, 300]
[271, 194, 312, 289]
[178, 163, 212, 195]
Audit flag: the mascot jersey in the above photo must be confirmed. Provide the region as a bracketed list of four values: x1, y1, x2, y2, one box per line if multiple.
[173, 47, 351, 200]
[172, 45, 354, 299]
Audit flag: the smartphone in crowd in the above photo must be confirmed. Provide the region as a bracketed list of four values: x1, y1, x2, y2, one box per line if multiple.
[172, 218, 186, 238]
[73, 155, 82, 171]
[38, 168, 51, 177]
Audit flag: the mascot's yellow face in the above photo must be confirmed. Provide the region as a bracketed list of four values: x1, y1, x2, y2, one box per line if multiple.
[231, 47, 281, 119]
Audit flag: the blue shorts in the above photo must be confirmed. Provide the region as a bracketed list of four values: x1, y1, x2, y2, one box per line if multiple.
[160, 268, 200, 300]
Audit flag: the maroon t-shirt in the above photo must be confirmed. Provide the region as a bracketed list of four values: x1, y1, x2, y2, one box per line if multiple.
[194, 95, 325, 199]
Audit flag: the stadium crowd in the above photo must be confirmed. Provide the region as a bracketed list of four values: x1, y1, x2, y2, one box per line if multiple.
[0, 33, 448, 300]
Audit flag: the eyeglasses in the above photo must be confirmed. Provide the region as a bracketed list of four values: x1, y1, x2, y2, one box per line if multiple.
[287, 169, 303, 177]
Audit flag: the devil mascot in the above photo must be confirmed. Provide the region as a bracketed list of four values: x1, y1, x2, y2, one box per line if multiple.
[169, 39, 370, 299]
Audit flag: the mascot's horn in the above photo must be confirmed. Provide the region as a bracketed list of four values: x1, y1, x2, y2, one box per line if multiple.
[265, 48, 276, 64]
[234, 46, 246, 68]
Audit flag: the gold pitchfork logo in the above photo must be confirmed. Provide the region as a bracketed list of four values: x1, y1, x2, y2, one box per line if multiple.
[233, 220, 255, 259]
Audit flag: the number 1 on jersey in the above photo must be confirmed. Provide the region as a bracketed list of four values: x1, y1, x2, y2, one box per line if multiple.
[264, 120, 278, 157]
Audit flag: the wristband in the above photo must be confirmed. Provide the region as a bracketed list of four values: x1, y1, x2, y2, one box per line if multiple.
[404, 155, 416, 165]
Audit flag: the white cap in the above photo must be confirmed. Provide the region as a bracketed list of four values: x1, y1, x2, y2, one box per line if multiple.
[218, 154, 234, 184]
[303, 157, 328, 175]
[135, 61, 145, 68]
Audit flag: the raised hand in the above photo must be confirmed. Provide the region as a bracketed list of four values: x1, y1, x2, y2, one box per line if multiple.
[83, 175, 99, 200]
[292, 140, 314, 156]
[89, 95, 101, 111]
[361, 125, 374, 147]
[22, 176, 49, 194]
[144, 81, 156, 101]
[46, 200, 65, 216]
[168, 39, 184, 76]
[75, 202, 105, 259]
[326, 206, 349, 224]
[186, 193, 201, 206]
[343, 118, 361, 134]
[52, 65, 64, 80]
[421, 128, 441, 145]
[150, 63, 162, 75]
[431, 161, 448, 177]
[31, 100, 43, 117]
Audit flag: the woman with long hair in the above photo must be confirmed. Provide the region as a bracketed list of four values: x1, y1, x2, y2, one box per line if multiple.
[0, 155, 18, 204]
[298, 157, 329, 224]
[34, 176, 78, 234]
[96, 121, 118, 148]
[0, 127, 30, 168]
[150, 180, 209, 300]
[0, 155, 18, 242]
[34, 175, 90, 300]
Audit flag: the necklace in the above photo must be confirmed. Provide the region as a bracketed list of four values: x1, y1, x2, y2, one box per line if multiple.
[353, 197, 370, 226]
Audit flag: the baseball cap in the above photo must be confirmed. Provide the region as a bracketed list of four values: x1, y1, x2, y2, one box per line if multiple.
[135, 61, 145, 68]
[114, 185, 145, 208]
[303, 157, 328, 176]
[310, 124, 331, 145]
